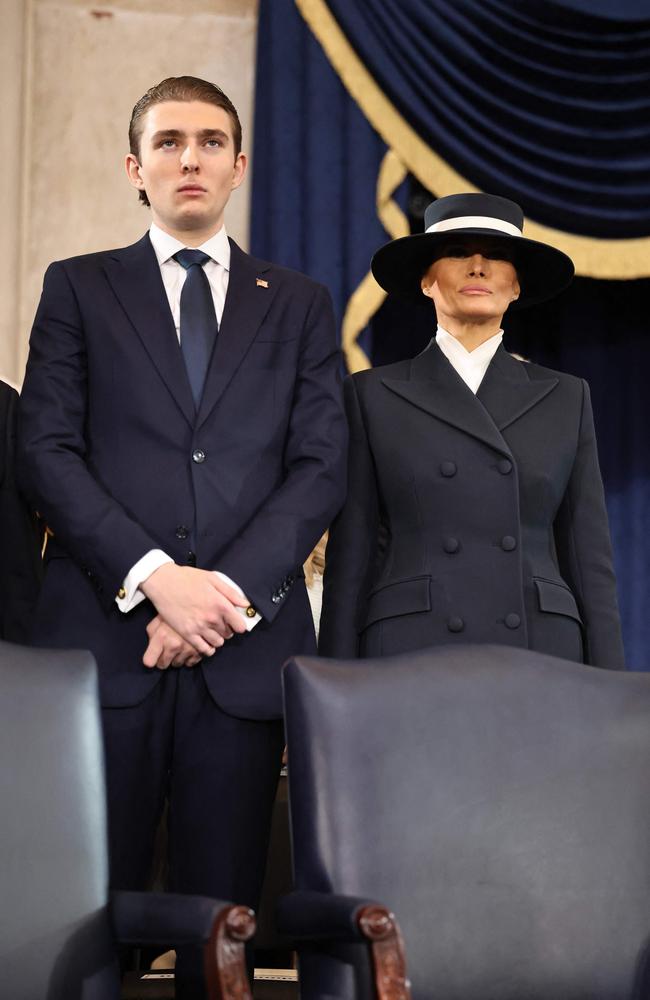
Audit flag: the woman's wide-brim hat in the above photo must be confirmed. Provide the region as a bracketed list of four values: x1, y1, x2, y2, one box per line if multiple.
[371, 193, 574, 308]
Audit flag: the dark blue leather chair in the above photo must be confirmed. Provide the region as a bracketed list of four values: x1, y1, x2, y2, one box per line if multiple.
[279, 645, 650, 1000]
[0, 640, 253, 1000]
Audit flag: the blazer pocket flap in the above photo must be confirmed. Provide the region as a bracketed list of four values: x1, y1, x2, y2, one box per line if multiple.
[363, 576, 431, 630]
[534, 578, 582, 624]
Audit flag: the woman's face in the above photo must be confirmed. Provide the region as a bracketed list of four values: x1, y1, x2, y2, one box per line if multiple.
[421, 239, 520, 325]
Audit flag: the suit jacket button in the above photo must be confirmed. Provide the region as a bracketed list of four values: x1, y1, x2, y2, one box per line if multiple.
[175, 525, 189, 540]
[443, 537, 460, 554]
[498, 459, 513, 475]
[505, 613, 521, 629]
[440, 461, 457, 478]
[501, 535, 517, 551]
[447, 616, 464, 633]
[245, 605, 257, 618]
[192, 448, 206, 464]
[187, 551, 196, 565]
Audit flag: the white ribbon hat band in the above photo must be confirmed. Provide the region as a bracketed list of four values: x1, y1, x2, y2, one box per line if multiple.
[425, 215, 522, 238]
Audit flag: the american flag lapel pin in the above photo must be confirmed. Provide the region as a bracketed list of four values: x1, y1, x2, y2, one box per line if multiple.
[256, 277, 269, 288]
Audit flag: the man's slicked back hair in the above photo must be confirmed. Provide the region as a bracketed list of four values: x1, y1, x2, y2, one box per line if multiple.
[129, 76, 242, 206]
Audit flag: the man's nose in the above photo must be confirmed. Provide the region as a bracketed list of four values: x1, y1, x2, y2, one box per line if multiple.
[180, 144, 199, 171]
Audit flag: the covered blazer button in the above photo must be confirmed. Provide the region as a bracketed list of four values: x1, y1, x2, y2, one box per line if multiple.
[497, 459, 513, 475]
[505, 613, 521, 629]
[501, 535, 517, 551]
[440, 461, 457, 478]
[443, 537, 460, 554]
[192, 448, 206, 464]
[245, 605, 257, 618]
[447, 616, 465, 633]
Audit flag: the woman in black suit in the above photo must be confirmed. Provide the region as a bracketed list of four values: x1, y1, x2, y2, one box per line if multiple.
[319, 193, 624, 669]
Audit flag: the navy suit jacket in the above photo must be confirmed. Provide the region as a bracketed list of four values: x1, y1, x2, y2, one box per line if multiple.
[319, 342, 625, 669]
[18, 234, 347, 717]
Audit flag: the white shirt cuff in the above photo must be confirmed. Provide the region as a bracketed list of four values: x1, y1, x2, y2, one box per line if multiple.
[116, 550, 174, 613]
[214, 571, 261, 631]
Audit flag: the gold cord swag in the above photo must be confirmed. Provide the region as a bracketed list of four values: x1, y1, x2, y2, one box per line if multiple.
[295, 0, 650, 292]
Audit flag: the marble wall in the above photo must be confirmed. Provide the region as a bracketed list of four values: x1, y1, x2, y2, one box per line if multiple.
[0, 0, 258, 386]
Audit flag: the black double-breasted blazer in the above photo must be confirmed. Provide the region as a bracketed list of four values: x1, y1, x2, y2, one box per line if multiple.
[18, 235, 348, 716]
[319, 341, 624, 669]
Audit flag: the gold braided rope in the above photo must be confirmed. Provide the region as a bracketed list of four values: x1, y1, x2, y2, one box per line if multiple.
[295, 0, 650, 282]
[342, 149, 410, 372]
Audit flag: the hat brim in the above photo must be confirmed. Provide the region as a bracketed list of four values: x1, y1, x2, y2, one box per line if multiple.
[370, 229, 574, 308]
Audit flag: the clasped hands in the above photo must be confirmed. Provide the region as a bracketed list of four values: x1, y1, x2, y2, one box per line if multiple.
[140, 563, 249, 670]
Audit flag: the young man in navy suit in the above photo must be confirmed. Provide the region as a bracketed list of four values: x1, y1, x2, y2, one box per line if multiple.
[18, 77, 347, 993]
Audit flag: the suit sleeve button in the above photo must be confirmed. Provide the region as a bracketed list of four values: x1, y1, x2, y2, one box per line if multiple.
[271, 594, 281, 604]
[192, 449, 206, 464]
[447, 616, 464, 633]
[440, 461, 457, 478]
[501, 535, 517, 551]
[505, 613, 521, 629]
[443, 537, 460, 554]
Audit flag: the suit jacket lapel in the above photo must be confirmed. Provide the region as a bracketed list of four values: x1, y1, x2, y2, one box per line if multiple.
[381, 341, 514, 459]
[102, 234, 195, 426]
[477, 344, 558, 430]
[196, 240, 276, 427]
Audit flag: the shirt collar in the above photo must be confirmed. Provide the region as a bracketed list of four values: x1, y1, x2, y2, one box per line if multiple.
[149, 222, 231, 271]
[436, 325, 503, 364]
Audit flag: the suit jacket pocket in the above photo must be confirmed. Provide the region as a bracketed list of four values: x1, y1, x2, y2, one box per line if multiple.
[361, 575, 431, 631]
[534, 577, 582, 623]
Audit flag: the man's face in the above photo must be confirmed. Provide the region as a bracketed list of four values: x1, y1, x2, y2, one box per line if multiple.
[421, 239, 520, 324]
[125, 100, 246, 238]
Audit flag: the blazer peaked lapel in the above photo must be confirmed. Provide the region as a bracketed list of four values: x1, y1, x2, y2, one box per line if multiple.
[381, 341, 514, 459]
[196, 241, 276, 428]
[477, 345, 558, 430]
[102, 234, 195, 427]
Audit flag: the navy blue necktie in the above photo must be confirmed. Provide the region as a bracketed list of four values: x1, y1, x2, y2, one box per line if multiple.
[173, 249, 219, 407]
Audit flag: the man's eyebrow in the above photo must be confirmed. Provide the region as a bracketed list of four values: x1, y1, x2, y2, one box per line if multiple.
[149, 128, 230, 143]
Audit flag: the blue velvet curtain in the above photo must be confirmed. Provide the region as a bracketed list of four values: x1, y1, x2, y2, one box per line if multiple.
[251, 0, 650, 668]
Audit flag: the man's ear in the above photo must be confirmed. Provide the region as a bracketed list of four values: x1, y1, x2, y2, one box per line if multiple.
[125, 153, 145, 191]
[231, 152, 248, 191]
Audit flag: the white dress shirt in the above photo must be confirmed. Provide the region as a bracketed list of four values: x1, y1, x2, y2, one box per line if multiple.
[435, 325, 503, 394]
[116, 224, 260, 629]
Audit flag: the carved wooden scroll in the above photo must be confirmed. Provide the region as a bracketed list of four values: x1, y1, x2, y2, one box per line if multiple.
[358, 904, 412, 1000]
[205, 904, 256, 1000]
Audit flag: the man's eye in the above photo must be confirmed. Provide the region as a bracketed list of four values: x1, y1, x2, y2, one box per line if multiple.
[160, 140, 176, 148]
[205, 138, 222, 147]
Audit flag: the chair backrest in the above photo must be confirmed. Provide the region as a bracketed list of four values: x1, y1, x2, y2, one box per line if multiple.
[0, 640, 119, 1000]
[283, 645, 650, 1000]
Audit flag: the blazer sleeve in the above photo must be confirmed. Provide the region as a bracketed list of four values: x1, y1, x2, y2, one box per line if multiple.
[214, 282, 348, 622]
[17, 262, 163, 606]
[318, 375, 380, 658]
[553, 379, 625, 669]
[0, 384, 43, 641]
